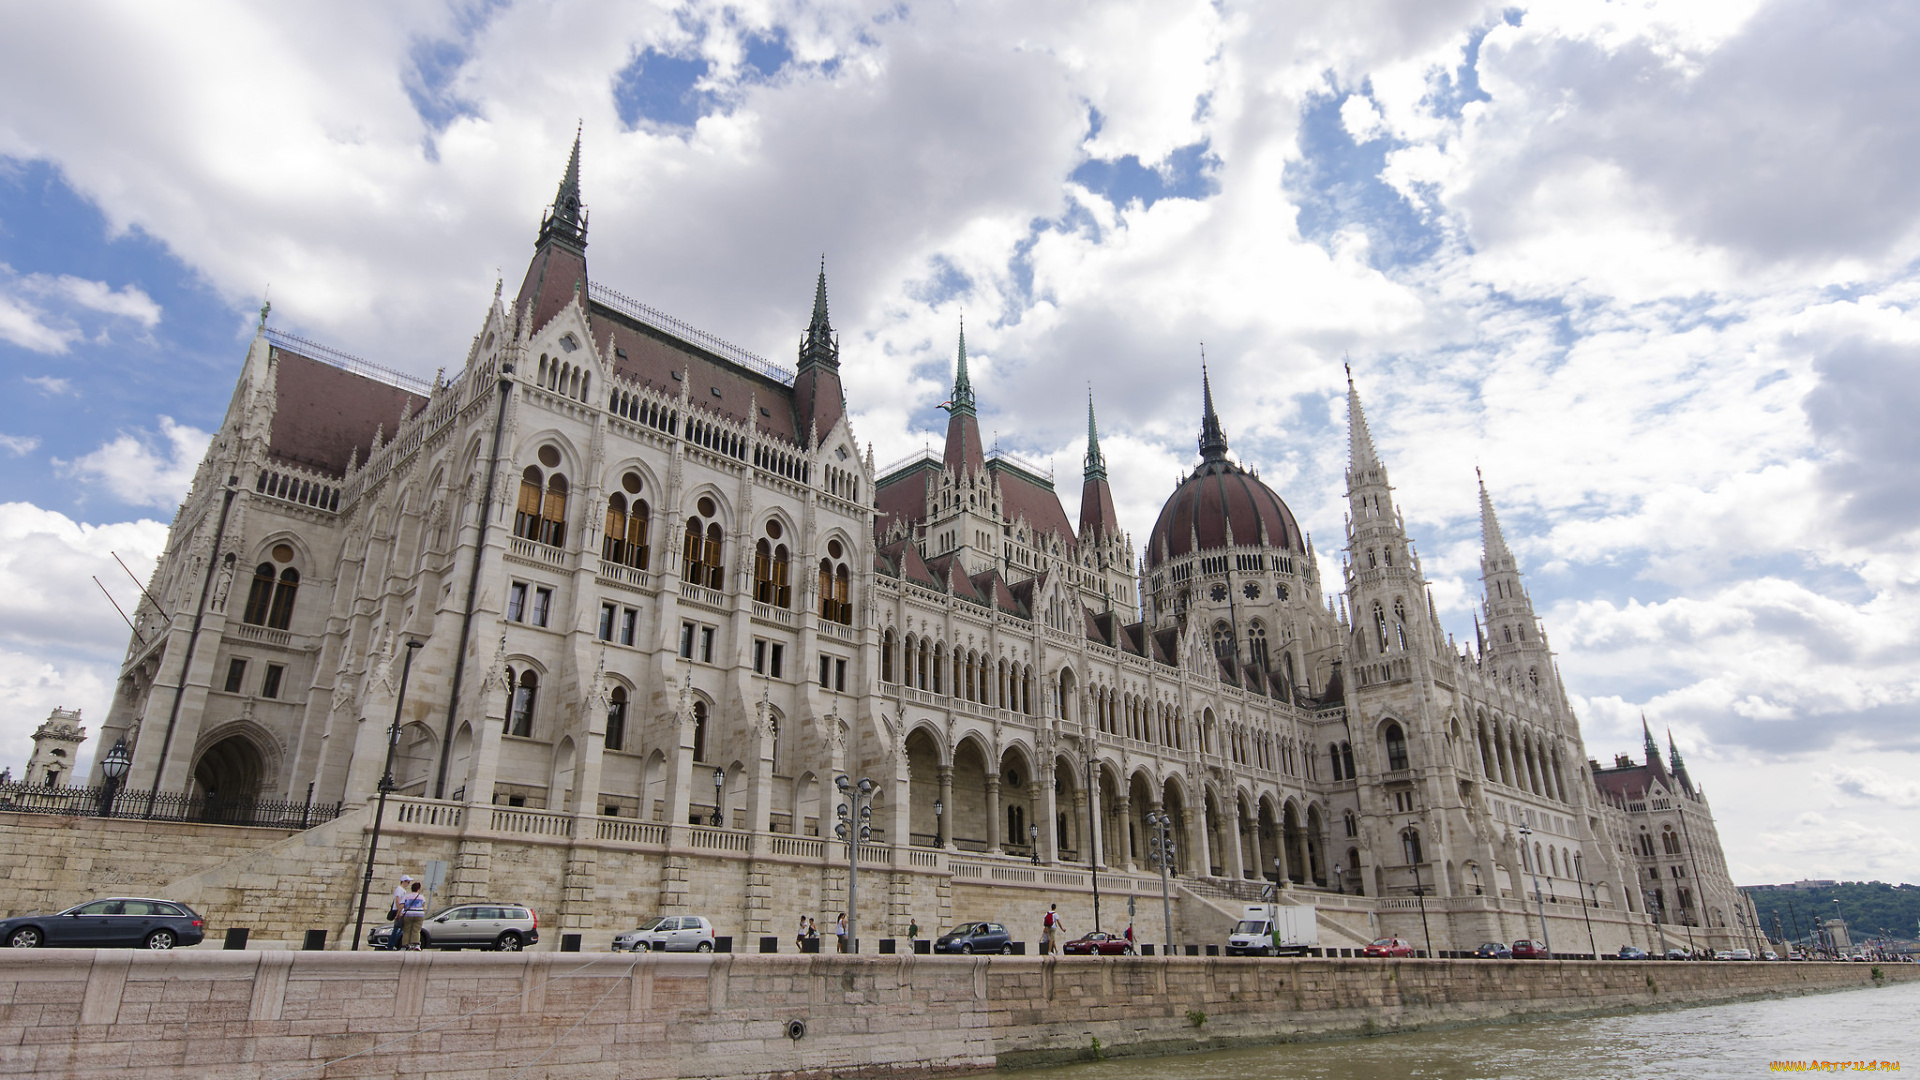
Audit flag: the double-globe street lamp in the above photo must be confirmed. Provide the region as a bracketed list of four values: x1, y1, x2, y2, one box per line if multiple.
[835, 775, 875, 954]
[1145, 810, 1176, 955]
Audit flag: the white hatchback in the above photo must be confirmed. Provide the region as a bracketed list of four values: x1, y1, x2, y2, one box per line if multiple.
[613, 915, 716, 952]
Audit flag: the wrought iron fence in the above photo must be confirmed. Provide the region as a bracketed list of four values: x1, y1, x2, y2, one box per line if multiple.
[0, 782, 342, 830]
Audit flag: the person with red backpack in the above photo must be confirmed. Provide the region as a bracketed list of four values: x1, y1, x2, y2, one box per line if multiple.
[1042, 904, 1062, 954]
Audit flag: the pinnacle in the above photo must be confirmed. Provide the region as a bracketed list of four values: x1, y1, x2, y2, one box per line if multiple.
[1347, 367, 1380, 473]
[810, 255, 829, 332]
[538, 125, 588, 250]
[1198, 358, 1229, 462]
[946, 317, 975, 416]
[1478, 470, 1513, 564]
[1084, 392, 1107, 481]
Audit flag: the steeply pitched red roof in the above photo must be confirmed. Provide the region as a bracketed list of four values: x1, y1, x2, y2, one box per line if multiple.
[588, 305, 800, 445]
[267, 349, 428, 477]
[874, 462, 935, 544]
[994, 464, 1077, 548]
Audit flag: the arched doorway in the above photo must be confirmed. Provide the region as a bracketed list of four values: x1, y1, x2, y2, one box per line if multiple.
[191, 734, 269, 818]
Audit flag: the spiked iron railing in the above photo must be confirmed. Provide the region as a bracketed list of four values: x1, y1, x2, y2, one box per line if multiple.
[0, 782, 342, 830]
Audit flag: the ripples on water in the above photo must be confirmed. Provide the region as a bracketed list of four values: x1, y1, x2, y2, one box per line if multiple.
[1016, 978, 1920, 1080]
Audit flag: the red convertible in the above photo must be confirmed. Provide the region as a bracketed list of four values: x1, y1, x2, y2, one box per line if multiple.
[1062, 931, 1134, 956]
[1363, 937, 1415, 958]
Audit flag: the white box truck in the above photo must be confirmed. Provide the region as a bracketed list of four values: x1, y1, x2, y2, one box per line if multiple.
[1225, 904, 1319, 956]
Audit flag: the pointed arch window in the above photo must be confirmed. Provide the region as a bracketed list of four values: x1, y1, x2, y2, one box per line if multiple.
[606, 687, 627, 752]
[692, 700, 709, 763]
[266, 568, 300, 630]
[1401, 827, 1423, 866]
[1393, 598, 1407, 651]
[1341, 741, 1356, 779]
[1383, 721, 1409, 772]
[515, 465, 569, 547]
[1329, 742, 1344, 781]
[1248, 621, 1269, 670]
[817, 539, 851, 624]
[1372, 602, 1389, 654]
[603, 487, 651, 569]
[682, 499, 725, 589]
[1211, 621, 1235, 663]
[881, 630, 895, 683]
[243, 563, 276, 626]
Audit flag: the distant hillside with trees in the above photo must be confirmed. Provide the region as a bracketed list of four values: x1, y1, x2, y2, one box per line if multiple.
[1744, 881, 1920, 946]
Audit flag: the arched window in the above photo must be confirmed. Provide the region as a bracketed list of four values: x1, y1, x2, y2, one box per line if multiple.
[1393, 598, 1407, 650]
[1401, 827, 1422, 865]
[514, 465, 569, 547]
[1329, 742, 1344, 781]
[1248, 621, 1269, 670]
[507, 670, 537, 738]
[881, 630, 895, 683]
[1383, 721, 1408, 772]
[817, 540, 851, 624]
[1344, 810, 1357, 838]
[1373, 602, 1389, 653]
[603, 481, 652, 569]
[243, 563, 276, 625]
[755, 539, 774, 602]
[606, 687, 627, 752]
[1341, 741, 1356, 779]
[753, 521, 790, 606]
[692, 700, 709, 763]
[515, 466, 544, 541]
[1211, 621, 1235, 663]
[681, 498, 725, 589]
[266, 568, 300, 630]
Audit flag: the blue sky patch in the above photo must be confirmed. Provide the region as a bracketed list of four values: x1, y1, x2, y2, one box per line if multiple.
[1070, 139, 1220, 211]
[614, 48, 717, 130]
[1286, 87, 1444, 271]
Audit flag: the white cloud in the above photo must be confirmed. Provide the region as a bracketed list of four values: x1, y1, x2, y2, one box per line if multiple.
[23, 375, 71, 395]
[1823, 765, 1920, 810]
[59, 417, 210, 510]
[0, 264, 164, 353]
[0, 502, 168, 777]
[0, 434, 39, 456]
[1339, 94, 1387, 143]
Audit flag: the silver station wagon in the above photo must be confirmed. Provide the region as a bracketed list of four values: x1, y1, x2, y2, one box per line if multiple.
[369, 902, 540, 951]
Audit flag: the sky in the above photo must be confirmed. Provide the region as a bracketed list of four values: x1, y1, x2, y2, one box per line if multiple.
[2, 0, 1917, 886]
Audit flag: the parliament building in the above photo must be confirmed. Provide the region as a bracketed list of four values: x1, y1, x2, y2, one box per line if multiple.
[93, 139, 1759, 955]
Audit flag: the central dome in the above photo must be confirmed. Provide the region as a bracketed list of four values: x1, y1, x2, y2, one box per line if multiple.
[1146, 456, 1304, 567]
[1145, 369, 1304, 568]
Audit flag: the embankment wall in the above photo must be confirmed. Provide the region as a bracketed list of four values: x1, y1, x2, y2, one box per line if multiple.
[0, 950, 1910, 1079]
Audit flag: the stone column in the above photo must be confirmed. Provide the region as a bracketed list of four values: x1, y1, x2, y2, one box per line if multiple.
[1037, 761, 1058, 865]
[461, 659, 512, 808]
[938, 766, 956, 851]
[1085, 769, 1105, 870]
[1226, 804, 1246, 880]
[985, 775, 1002, 855]
[665, 709, 696, 839]
[1113, 795, 1133, 872]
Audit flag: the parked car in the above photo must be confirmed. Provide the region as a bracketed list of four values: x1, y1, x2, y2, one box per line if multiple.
[368, 902, 538, 951]
[1364, 937, 1414, 958]
[1713, 950, 1734, 961]
[934, 922, 1013, 954]
[1664, 948, 1691, 960]
[1061, 931, 1131, 956]
[1510, 939, 1551, 960]
[1474, 941, 1513, 959]
[1, 897, 205, 950]
[1728, 948, 1754, 961]
[611, 915, 715, 952]
[1616, 946, 1649, 960]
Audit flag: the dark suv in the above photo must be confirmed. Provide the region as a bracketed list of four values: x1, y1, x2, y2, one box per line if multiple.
[369, 903, 539, 951]
[934, 922, 1013, 954]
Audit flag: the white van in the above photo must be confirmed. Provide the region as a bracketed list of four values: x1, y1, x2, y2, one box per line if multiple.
[1225, 904, 1319, 957]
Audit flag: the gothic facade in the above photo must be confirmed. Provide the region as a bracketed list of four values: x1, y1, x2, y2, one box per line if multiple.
[95, 139, 1755, 953]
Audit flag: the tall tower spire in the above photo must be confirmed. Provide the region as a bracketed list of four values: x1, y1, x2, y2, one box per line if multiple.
[1347, 362, 1380, 473]
[1643, 715, 1660, 765]
[1083, 393, 1107, 481]
[1479, 468, 1514, 567]
[948, 317, 976, 418]
[798, 255, 838, 372]
[538, 124, 588, 252]
[1198, 359, 1229, 462]
[1478, 470, 1547, 676]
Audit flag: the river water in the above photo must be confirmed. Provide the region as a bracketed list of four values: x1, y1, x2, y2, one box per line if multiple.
[1013, 978, 1919, 1080]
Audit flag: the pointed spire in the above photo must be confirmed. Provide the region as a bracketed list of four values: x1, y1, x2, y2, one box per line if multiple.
[1643, 714, 1661, 764]
[537, 124, 588, 251]
[798, 256, 838, 371]
[1083, 393, 1107, 481]
[1667, 727, 1686, 771]
[1478, 467, 1513, 564]
[1198, 356, 1229, 462]
[1347, 362, 1380, 473]
[947, 317, 976, 418]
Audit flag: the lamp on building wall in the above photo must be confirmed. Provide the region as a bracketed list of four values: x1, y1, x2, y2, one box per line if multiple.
[1333, 862, 1345, 895]
[933, 797, 943, 846]
[1029, 822, 1040, 866]
[1471, 863, 1483, 896]
[711, 767, 725, 827]
[97, 738, 131, 818]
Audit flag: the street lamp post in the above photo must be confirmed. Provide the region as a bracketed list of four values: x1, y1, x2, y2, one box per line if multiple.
[353, 640, 424, 951]
[835, 775, 875, 954]
[97, 738, 131, 818]
[1146, 810, 1176, 955]
[1029, 822, 1040, 866]
[1334, 862, 1345, 896]
[1083, 755, 1101, 934]
[1517, 821, 1553, 958]
[1575, 859, 1598, 960]
[933, 798, 943, 846]
[711, 767, 725, 827]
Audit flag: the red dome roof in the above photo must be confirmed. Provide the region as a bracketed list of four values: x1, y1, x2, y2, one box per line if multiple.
[1146, 458, 1303, 567]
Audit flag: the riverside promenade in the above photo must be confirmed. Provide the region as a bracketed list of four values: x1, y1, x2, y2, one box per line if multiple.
[0, 950, 1910, 1078]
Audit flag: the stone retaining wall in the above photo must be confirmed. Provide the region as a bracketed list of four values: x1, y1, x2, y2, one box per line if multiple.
[0, 950, 1910, 1078]
[0, 813, 296, 921]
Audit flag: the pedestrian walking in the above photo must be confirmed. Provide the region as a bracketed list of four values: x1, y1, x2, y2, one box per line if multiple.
[907, 918, 920, 946]
[1123, 921, 1135, 954]
[797, 915, 809, 953]
[399, 880, 427, 951]
[1042, 904, 1061, 955]
[390, 874, 413, 922]
[835, 913, 848, 953]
